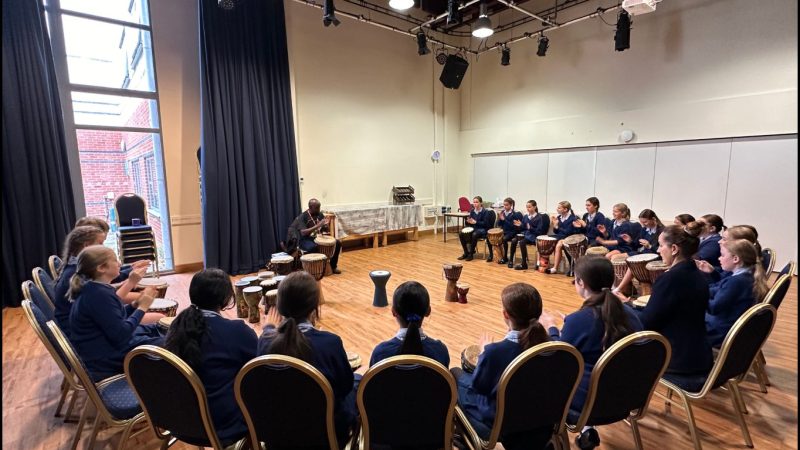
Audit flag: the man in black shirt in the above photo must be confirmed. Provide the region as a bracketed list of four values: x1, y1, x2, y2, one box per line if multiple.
[287, 198, 342, 274]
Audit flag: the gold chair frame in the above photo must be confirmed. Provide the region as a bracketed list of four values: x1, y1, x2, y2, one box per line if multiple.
[31, 267, 56, 311]
[762, 248, 777, 275]
[561, 331, 671, 450]
[454, 341, 583, 450]
[357, 355, 457, 450]
[124, 345, 248, 450]
[654, 304, 777, 450]
[48, 254, 63, 279]
[47, 322, 149, 450]
[749, 273, 793, 393]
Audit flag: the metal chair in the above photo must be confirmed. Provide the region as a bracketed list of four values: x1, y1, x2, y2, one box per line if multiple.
[748, 273, 793, 393]
[761, 248, 776, 274]
[455, 342, 583, 450]
[775, 260, 796, 285]
[49, 254, 63, 279]
[655, 304, 777, 450]
[32, 266, 56, 310]
[22, 279, 55, 320]
[458, 197, 471, 213]
[114, 192, 159, 275]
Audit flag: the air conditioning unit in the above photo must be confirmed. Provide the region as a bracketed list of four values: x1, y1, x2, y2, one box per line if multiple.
[622, 0, 658, 15]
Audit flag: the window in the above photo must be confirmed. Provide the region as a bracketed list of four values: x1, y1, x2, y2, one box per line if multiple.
[144, 154, 159, 209]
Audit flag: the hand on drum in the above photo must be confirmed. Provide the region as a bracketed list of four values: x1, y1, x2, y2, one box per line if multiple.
[265, 306, 283, 328]
[620, 233, 632, 243]
[137, 288, 157, 310]
[573, 219, 585, 228]
[478, 332, 494, 354]
[694, 259, 715, 273]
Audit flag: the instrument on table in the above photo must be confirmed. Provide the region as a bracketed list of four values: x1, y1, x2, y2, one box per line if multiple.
[645, 261, 670, 285]
[234, 280, 251, 319]
[347, 352, 362, 371]
[535, 236, 557, 273]
[611, 254, 629, 290]
[314, 235, 337, 276]
[461, 344, 481, 373]
[369, 270, 391, 307]
[562, 234, 589, 276]
[270, 255, 295, 276]
[147, 298, 178, 317]
[243, 286, 263, 323]
[586, 246, 609, 257]
[137, 278, 169, 298]
[258, 271, 275, 280]
[487, 228, 504, 263]
[263, 289, 278, 314]
[626, 254, 660, 296]
[157, 316, 175, 333]
[442, 263, 463, 302]
[456, 283, 470, 304]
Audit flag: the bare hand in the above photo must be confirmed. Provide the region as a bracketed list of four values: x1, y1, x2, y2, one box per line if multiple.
[323, 217, 331, 226]
[499, 211, 505, 220]
[621, 233, 632, 243]
[513, 219, 521, 226]
[539, 310, 558, 330]
[613, 291, 630, 303]
[573, 219, 585, 228]
[550, 215, 557, 223]
[638, 239, 649, 248]
[137, 290, 156, 310]
[467, 218, 476, 224]
[695, 259, 714, 273]
[478, 332, 494, 353]
[128, 266, 147, 285]
[596, 224, 606, 234]
[131, 260, 151, 271]
[265, 306, 283, 328]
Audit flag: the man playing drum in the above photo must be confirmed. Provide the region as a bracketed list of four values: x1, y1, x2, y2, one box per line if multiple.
[286, 198, 342, 274]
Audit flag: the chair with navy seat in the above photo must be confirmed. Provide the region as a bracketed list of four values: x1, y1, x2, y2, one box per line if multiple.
[47, 321, 147, 450]
[125, 346, 249, 450]
[761, 248, 776, 275]
[775, 261, 796, 286]
[49, 254, 63, 279]
[22, 280, 55, 320]
[655, 303, 777, 450]
[32, 266, 56, 310]
[114, 192, 159, 275]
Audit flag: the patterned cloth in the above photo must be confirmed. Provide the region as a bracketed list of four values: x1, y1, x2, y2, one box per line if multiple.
[330, 204, 424, 238]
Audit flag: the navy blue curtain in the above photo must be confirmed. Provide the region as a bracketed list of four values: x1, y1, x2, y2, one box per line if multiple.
[2, 0, 76, 307]
[199, 0, 301, 275]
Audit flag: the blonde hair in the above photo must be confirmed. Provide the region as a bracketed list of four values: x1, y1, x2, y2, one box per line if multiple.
[612, 203, 631, 220]
[68, 245, 117, 300]
[724, 239, 769, 301]
[75, 217, 110, 233]
[558, 201, 574, 215]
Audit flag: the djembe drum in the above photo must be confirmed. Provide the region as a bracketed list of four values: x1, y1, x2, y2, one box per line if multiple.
[301, 253, 328, 307]
[536, 236, 558, 273]
[260, 279, 277, 294]
[461, 344, 481, 373]
[315, 235, 337, 276]
[264, 289, 278, 314]
[369, 270, 391, 307]
[586, 246, 609, 257]
[234, 280, 251, 319]
[270, 255, 295, 276]
[627, 254, 660, 296]
[611, 254, 629, 291]
[258, 271, 275, 281]
[273, 275, 287, 289]
[241, 276, 260, 287]
[148, 298, 178, 317]
[456, 283, 470, 304]
[645, 260, 669, 285]
[137, 278, 169, 298]
[487, 228, 504, 262]
[243, 286, 263, 323]
[157, 316, 175, 333]
[442, 263, 463, 302]
[563, 234, 589, 276]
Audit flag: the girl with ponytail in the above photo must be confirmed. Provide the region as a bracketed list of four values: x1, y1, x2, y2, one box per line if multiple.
[258, 271, 357, 444]
[68, 245, 163, 381]
[595, 203, 636, 260]
[695, 214, 726, 267]
[369, 281, 449, 367]
[164, 269, 256, 444]
[548, 201, 582, 274]
[541, 257, 642, 450]
[454, 283, 552, 445]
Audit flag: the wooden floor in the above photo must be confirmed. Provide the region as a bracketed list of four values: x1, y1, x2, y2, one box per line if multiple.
[3, 234, 797, 449]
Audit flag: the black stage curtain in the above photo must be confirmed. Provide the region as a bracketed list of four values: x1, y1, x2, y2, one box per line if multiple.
[199, 0, 301, 275]
[2, 0, 76, 307]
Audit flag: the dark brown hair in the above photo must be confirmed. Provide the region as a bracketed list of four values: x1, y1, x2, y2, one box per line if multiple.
[501, 283, 549, 351]
[267, 271, 320, 363]
[75, 217, 110, 233]
[59, 226, 105, 276]
[661, 222, 703, 257]
[574, 257, 635, 349]
[674, 214, 695, 225]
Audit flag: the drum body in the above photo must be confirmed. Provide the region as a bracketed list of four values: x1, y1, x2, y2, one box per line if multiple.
[369, 270, 391, 307]
[456, 283, 470, 304]
[260, 279, 278, 293]
[157, 316, 175, 333]
[586, 246, 609, 257]
[148, 298, 178, 317]
[461, 344, 481, 373]
[138, 278, 169, 298]
[234, 280, 251, 319]
[611, 254, 629, 288]
[271, 256, 295, 276]
[627, 254, 660, 296]
[243, 286, 263, 323]
[241, 276, 260, 287]
[301, 253, 327, 281]
[442, 263, 463, 302]
[264, 289, 278, 314]
[563, 234, 589, 260]
[536, 236, 557, 272]
[645, 261, 670, 284]
[487, 228, 504, 261]
[314, 235, 337, 276]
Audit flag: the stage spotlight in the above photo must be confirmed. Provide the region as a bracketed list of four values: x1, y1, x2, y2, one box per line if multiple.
[615, 10, 631, 51]
[417, 32, 431, 55]
[435, 51, 448, 65]
[447, 0, 462, 25]
[472, 3, 493, 38]
[389, 0, 414, 11]
[218, 0, 236, 9]
[537, 35, 549, 56]
[500, 46, 510, 66]
[323, 0, 341, 27]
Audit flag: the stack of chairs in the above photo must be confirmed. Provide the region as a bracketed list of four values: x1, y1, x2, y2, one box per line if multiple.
[114, 193, 159, 276]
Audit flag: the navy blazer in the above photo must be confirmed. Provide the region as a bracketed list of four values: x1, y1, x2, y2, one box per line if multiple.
[705, 271, 756, 347]
[576, 212, 607, 243]
[69, 281, 164, 381]
[497, 210, 523, 238]
[258, 326, 356, 438]
[522, 213, 549, 242]
[457, 339, 522, 429]
[696, 234, 722, 268]
[602, 220, 636, 253]
[193, 314, 257, 444]
[550, 306, 643, 411]
[627, 225, 663, 256]
[552, 213, 580, 240]
[469, 208, 493, 232]
[630, 260, 713, 374]
[369, 333, 450, 368]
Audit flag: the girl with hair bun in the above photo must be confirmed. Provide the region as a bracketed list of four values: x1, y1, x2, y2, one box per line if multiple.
[695, 214, 725, 267]
[369, 281, 449, 367]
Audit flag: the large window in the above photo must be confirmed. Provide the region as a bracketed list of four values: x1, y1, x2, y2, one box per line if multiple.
[45, 0, 173, 272]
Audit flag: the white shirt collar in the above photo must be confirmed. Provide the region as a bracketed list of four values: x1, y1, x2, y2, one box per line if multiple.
[587, 213, 595, 221]
[560, 212, 570, 221]
[395, 327, 428, 341]
[505, 330, 520, 343]
[732, 267, 750, 276]
[200, 308, 222, 318]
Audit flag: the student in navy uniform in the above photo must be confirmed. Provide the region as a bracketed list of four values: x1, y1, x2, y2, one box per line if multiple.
[369, 281, 449, 367]
[510, 200, 549, 270]
[541, 256, 643, 450]
[68, 245, 164, 381]
[164, 269, 258, 446]
[495, 197, 523, 265]
[617, 222, 713, 375]
[258, 271, 356, 445]
[572, 197, 606, 247]
[74, 216, 136, 282]
[453, 283, 552, 449]
[696, 239, 769, 347]
[458, 196, 494, 262]
[673, 214, 695, 226]
[595, 203, 635, 259]
[611, 209, 666, 295]
[694, 214, 725, 268]
[287, 198, 342, 274]
[546, 201, 581, 274]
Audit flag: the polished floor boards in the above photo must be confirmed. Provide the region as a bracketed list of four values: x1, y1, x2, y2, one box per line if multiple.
[3, 234, 797, 449]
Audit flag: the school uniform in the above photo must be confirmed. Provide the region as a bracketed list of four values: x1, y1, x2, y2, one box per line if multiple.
[510, 213, 549, 267]
[459, 208, 493, 256]
[575, 212, 606, 246]
[696, 234, 722, 268]
[369, 327, 450, 367]
[69, 281, 164, 381]
[630, 260, 713, 374]
[549, 307, 643, 412]
[54, 256, 78, 337]
[496, 209, 523, 261]
[551, 213, 580, 240]
[601, 219, 635, 253]
[626, 225, 663, 256]
[705, 269, 756, 347]
[258, 323, 356, 443]
[191, 311, 258, 445]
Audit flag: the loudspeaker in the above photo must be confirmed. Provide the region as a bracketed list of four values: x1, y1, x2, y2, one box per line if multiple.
[439, 54, 469, 89]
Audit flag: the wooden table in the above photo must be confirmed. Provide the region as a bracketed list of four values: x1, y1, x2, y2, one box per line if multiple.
[442, 212, 469, 242]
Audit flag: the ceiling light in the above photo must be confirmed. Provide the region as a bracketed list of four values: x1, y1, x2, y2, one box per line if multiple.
[323, 0, 340, 26]
[389, 0, 414, 11]
[472, 3, 493, 38]
[417, 32, 430, 55]
[537, 35, 549, 56]
[500, 46, 510, 66]
[615, 10, 631, 51]
[447, 0, 462, 25]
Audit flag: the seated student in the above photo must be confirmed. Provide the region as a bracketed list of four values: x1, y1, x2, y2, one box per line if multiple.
[546, 201, 581, 274]
[74, 216, 135, 283]
[610, 209, 665, 295]
[258, 272, 356, 444]
[369, 281, 449, 367]
[458, 196, 494, 262]
[696, 225, 766, 285]
[541, 256, 643, 450]
[164, 269, 257, 445]
[496, 197, 523, 265]
[572, 197, 606, 247]
[616, 223, 713, 376]
[69, 245, 164, 381]
[673, 214, 695, 226]
[595, 203, 635, 259]
[696, 240, 769, 347]
[453, 283, 552, 448]
[695, 214, 725, 268]
[510, 200, 549, 270]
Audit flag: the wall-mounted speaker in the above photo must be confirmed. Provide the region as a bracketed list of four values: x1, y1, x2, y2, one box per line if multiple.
[439, 54, 469, 89]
